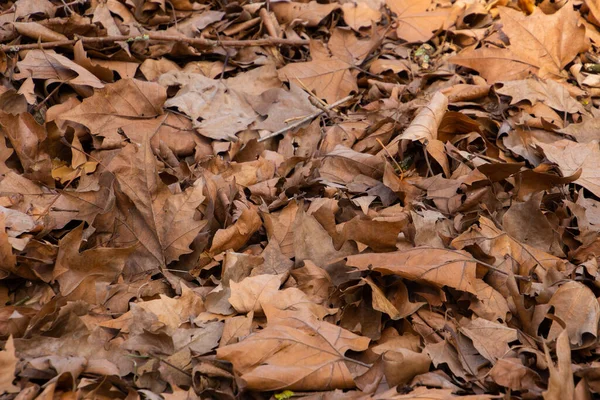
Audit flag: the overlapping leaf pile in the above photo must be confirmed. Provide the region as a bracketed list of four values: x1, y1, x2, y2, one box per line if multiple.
[2, 0, 600, 398]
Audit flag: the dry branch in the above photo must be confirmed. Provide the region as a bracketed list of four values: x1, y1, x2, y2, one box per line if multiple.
[0, 33, 309, 52]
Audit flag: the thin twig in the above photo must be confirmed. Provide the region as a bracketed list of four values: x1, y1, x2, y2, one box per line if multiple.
[257, 95, 354, 142]
[422, 139, 435, 177]
[0, 33, 309, 52]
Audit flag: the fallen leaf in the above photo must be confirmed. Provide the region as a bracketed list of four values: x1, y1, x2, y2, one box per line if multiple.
[346, 247, 478, 294]
[546, 281, 600, 345]
[217, 305, 370, 391]
[543, 330, 574, 400]
[0, 336, 19, 394]
[385, 0, 451, 43]
[451, 5, 589, 82]
[15, 49, 104, 88]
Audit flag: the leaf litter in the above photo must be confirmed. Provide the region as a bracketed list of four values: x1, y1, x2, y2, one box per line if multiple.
[2, 0, 600, 399]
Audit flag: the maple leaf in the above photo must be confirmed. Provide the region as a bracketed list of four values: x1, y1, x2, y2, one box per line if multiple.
[60, 79, 166, 146]
[217, 305, 370, 391]
[108, 128, 208, 268]
[537, 139, 600, 198]
[385, 0, 451, 43]
[14, 49, 104, 88]
[450, 5, 589, 82]
[53, 224, 134, 296]
[278, 29, 379, 103]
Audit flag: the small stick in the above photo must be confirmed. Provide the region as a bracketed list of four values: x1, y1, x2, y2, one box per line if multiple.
[0, 33, 309, 52]
[258, 95, 354, 142]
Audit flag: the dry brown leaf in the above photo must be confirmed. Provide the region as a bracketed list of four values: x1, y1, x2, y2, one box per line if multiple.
[278, 29, 379, 103]
[15, 49, 104, 88]
[451, 5, 589, 82]
[459, 318, 517, 362]
[543, 330, 574, 400]
[537, 139, 600, 198]
[159, 71, 257, 141]
[546, 281, 600, 345]
[217, 305, 370, 391]
[210, 206, 262, 255]
[0, 336, 19, 394]
[346, 247, 478, 294]
[385, 0, 451, 43]
[109, 135, 208, 267]
[60, 79, 166, 146]
[53, 224, 134, 297]
[496, 79, 585, 113]
[272, 2, 340, 27]
[342, 2, 382, 31]
[558, 117, 600, 143]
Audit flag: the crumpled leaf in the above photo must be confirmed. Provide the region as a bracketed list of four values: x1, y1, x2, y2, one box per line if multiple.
[496, 79, 585, 113]
[546, 281, 600, 345]
[346, 247, 478, 294]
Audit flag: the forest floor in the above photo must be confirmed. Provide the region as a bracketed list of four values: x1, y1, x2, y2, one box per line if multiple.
[1, 0, 600, 399]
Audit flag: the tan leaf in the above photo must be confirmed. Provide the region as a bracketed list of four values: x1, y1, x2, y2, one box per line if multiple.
[53, 224, 134, 297]
[229, 274, 282, 314]
[209, 206, 262, 255]
[277, 29, 379, 103]
[460, 318, 517, 362]
[547, 281, 600, 345]
[382, 349, 431, 387]
[496, 79, 584, 113]
[341, 2, 382, 31]
[159, 70, 257, 141]
[450, 5, 589, 82]
[136, 286, 205, 333]
[272, 1, 340, 27]
[346, 247, 478, 294]
[109, 135, 208, 267]
[537, 139, 600, 198]
[15, 50, 104, 88]
[0, 336, 19, 394]
[452, 216, 566, 292]
[12, 22, 67, 42]
[363, 277, 402, 319]
[543, 330, 574, 400]
[60, 79, 166, 145]
[217, 306, 370, 391]
[385, 0, 451, 42]
[558, 117, 600, 143]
